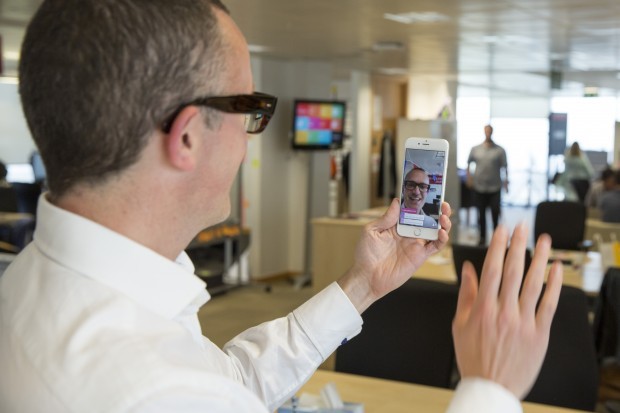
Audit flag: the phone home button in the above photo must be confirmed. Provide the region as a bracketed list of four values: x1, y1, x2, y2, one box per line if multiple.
[414, 229, 422, 236]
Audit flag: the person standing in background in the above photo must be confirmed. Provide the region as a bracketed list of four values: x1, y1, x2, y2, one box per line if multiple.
[467, 124, 508, 246]
[557, 142, 594, 202]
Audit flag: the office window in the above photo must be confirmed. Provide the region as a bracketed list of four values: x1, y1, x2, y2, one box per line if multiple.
[551, 96, 615, 163]
[456, 96, 490, 169]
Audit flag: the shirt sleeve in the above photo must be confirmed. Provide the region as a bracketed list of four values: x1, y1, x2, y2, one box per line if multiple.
[219, 282, 363, 412]
[582, 154, 595, 178]
[130, 381, 271, 413]
[445, 378, 522, 413]
[501, 148, 508, 169]
[467, 148, 475, 164]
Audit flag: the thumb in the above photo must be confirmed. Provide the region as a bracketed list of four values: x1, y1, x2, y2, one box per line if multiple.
[369, 198, 400, 232]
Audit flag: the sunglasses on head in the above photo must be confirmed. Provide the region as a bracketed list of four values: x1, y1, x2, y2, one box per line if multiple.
[161, 92, 277, 134]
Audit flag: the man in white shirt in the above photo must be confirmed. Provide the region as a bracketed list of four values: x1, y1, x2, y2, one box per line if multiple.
[0, 1, 562, 412]
[467, 125, 509, 246]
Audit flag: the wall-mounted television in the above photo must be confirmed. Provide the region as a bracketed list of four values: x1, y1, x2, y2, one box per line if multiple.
[292, 99, 346, 150]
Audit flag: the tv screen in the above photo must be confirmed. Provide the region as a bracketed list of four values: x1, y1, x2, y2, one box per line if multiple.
[292, 99, 346, 150]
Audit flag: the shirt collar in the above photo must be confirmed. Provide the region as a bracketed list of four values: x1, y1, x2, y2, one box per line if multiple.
[33, 194, 209, 319]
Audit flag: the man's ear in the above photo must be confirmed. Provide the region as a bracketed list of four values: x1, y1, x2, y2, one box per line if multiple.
[163, 106, 201, 171]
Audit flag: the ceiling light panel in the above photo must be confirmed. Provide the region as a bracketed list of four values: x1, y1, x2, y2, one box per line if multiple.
[384, 11, 450, 24]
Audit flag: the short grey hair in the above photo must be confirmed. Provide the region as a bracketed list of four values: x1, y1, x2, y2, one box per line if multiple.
[19, 0, 230, 197]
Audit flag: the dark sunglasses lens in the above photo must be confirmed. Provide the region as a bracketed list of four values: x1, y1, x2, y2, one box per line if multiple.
[246, 113, 271, 134]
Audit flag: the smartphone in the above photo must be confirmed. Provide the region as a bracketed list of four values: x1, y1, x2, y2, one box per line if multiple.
[396, 137, 449, 240]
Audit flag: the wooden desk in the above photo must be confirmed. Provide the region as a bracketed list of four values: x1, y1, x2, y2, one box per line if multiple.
[312, 215, 604, 296]
[413, 248, 604, 297]
[295, 370, 589, 413]
[0, 212, 33, 225]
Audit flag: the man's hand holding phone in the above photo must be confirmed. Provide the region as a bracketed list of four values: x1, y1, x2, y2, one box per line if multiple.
[337, 198, 452, 314]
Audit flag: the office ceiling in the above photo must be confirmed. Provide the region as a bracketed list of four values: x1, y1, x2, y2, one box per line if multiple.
[1, 0, 620, 96]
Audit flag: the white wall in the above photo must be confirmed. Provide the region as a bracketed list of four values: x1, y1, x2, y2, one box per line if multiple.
[0, 80, 36, 163]
[246, 57, 335, 278]
[491, 96, 550, 118]
[349, 71, 372, 212]
[407, 75, 453, 120]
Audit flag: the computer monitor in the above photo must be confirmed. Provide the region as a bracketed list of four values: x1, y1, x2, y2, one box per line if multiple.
[291, 99, 346, 150]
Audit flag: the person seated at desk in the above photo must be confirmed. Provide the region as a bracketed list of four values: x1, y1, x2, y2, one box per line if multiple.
[586, 166, 615, 208]
[599, 169, 620, 223]
[400, 167, 438, 228]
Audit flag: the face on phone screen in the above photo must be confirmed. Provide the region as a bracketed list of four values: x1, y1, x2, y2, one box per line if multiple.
[399, 148, 446, 229]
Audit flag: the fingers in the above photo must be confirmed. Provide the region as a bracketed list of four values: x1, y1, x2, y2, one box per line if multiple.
[440, 201, 452, 218]
[439, 202, 452, 234]
[477, 226, 509, 304]
[519, 234, 552, 319]
[455, 260, 479, 322]
[536, 260, 563, 331]
[498, 223, 528, 306]
[426, 202, 452, 253]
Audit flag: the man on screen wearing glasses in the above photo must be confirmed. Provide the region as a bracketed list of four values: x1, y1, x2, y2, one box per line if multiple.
[400, 167, 439, 228]
[0, 1, 563, 412]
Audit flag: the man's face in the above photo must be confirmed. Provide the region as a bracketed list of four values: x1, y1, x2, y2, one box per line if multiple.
[484, 126, 493, 140]
[403, 169, 429, 213]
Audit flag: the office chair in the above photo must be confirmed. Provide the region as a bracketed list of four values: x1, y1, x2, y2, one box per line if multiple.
[451, 243, 532, 283]
[594, 268, 620, 362]
[524, 285, 599, 411]
[534, 201, 587, 251]
[11, 182, 42, 214]
[335, 278, 459, 389]
[593, 268, 620, 406]
[0, 186, 19, 212]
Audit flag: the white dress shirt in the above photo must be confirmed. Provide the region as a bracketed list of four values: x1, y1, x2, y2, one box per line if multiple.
[0, 195, 521, 412]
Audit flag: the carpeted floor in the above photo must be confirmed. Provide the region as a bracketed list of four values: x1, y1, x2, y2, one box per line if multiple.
[198, 279, 314, 348]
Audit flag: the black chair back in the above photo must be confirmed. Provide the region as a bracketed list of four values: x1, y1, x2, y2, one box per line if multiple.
[534, 201, 586, 250]
[335, 278, 458, 388]
[451, 243, 532, 283]
[525, 285, 599, 411]
[11, 182, 42, 214]
[593, 267, 620, 363]
[0, 186, 19, 212]
[593, 268, 620, 406]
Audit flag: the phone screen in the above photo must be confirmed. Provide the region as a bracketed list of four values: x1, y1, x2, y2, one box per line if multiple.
[399, 148, 447, 229]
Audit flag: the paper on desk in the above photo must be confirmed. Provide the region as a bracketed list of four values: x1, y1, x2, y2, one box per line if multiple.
[321, 382, 344, 409]
[427, 254, 452, 265]
[277, 382, 364, 413]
